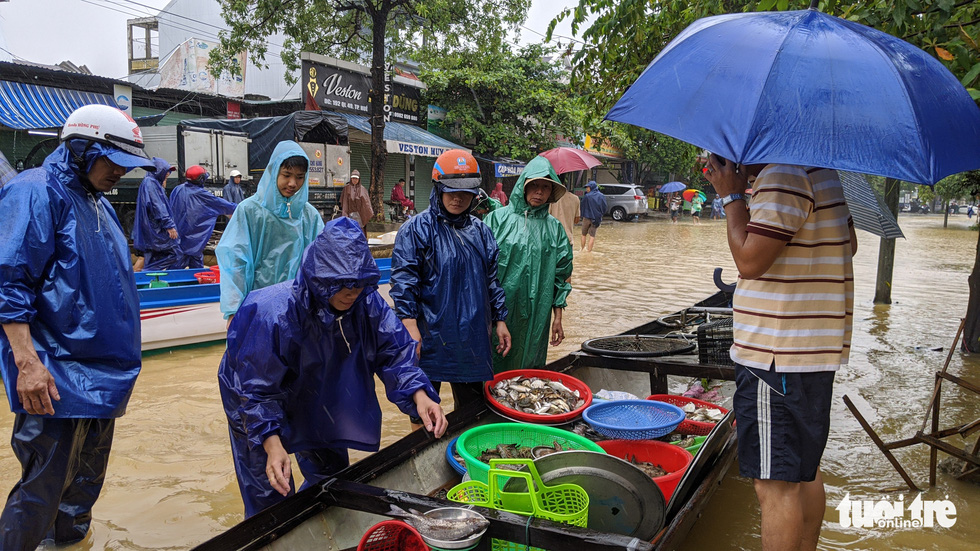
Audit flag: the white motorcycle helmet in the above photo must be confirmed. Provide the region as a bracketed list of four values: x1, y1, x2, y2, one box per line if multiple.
[229, 169, 243, 178]
[61, 104, 154, 170]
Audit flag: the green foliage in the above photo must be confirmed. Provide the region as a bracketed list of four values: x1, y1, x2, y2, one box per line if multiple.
[551, 0, 980, 187]
[210, 0, 530, 83]
[419, 44, 584, 160]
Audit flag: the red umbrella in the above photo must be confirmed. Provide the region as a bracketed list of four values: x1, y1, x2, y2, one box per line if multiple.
[539, 147, 602, 175]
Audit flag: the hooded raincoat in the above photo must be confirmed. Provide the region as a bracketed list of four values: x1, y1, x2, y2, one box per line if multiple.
[222, 176, 246, 205]
[218, 218, 438, 512]
[169, 179, 237, 267]
[0, 142, 141, 417]
[490, 182, 509, 206]
[483, 156, 573, 373]
[132, 158, 178, 259]
[341, 178, 373, 227]
[215, 141, 325, 318]
[580, 181, 607, 224]
[390, 186, 508, 383]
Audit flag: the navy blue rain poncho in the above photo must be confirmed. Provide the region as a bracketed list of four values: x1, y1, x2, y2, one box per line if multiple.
[222, 176, 246, 204]
[390, 185, 508, 383]
[580, 181, 608, 224]
[218, 217, 439, 453]
[0, 142, 141, 418]
[169, 179, 236, 261]
[132, 157, 178, 253]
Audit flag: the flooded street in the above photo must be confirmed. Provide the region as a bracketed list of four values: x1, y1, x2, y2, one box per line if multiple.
[2, 213, 979, 550]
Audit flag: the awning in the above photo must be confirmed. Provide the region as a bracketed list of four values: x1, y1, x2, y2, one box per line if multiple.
[338, 112, 467, 157]
[0, 80, 117, 130]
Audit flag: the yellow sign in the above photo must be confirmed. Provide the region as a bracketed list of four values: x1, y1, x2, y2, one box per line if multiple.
[584, 135, 624, 159]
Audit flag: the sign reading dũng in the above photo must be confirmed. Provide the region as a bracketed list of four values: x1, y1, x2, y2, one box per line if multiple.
[302, 57, 423, 125]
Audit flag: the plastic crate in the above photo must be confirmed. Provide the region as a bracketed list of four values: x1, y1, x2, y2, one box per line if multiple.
[697, 317, 734, 366]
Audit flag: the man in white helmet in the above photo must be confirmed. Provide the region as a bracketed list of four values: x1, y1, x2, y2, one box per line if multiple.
[0, 104, 154, 548]
[223, 168, 246, 204]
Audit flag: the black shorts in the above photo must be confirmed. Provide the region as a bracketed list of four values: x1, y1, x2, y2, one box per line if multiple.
[409, 381, 485, 424]
[733, 363, 835, 482]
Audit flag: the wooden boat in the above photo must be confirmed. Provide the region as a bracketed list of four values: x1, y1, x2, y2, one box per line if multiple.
[137, 259, 393, 352]
[193, 289, 739, 551]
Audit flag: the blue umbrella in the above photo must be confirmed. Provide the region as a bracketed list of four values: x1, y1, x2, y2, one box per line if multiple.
[660, 181, 686, 193]
[606, 7, 980, 185]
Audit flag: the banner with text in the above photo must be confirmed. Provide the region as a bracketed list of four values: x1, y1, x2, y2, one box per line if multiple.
[303, 59, 422, 125]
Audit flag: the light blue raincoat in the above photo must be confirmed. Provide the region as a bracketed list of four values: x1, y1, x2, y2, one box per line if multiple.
[215, 141, 325, 318]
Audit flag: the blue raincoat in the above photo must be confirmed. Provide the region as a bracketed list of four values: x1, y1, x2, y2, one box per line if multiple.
[132, 158, 178, 254]
[483, 156, 573, 373]
[0, 142, 141, 418]
[169, 179, 236, 265]
[222, 176, 246, 204]
[580, 181, 607, 224]
[218, 217, 438, 455]
[390, 186, 509, 383]
[215, 141, 325, 318]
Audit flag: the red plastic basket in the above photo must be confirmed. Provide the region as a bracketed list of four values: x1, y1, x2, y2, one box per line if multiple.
[193, 272, 217, 284]
[646, 394, 729, 436]
[597, 439, 693, 501]
[208, 265, 221, 282]
[484, 369, 593, 424]
[356, 520, 428, 551]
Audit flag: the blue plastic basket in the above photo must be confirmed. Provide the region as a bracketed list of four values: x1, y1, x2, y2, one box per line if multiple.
[582, 399, 685, 439]
[446, 437, 466, 476]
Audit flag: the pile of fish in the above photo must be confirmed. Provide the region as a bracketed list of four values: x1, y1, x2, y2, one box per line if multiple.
[624, 455, 669, 478]
[489, 376, 586, 416]
[682, 402, 724, 423]
[569, 421, 608, 442]
[391, 505, 488, 542]
[477, 441, 566, 468]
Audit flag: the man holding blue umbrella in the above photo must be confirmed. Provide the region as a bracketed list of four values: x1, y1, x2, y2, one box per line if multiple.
[606, 4, 980, 548]
[706, 157, 857, 551]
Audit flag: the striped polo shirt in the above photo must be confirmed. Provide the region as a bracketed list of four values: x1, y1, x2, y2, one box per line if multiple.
[731, 165, 854, 373]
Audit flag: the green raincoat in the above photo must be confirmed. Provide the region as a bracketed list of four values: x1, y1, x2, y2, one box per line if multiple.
[484, 156, 573, 373]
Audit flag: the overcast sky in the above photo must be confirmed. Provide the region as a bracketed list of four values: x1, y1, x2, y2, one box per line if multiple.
[0, 0, 589, 80]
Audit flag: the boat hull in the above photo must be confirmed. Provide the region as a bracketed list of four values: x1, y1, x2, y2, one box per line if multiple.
[192, 292, 738, 551]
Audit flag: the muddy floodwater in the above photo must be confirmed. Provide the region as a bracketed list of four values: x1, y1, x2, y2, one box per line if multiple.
[2, 213, 979, 550]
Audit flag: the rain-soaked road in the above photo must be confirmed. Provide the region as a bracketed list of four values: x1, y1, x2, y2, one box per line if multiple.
[1, 212, 979, 550]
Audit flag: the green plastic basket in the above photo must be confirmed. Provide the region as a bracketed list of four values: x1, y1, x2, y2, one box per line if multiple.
[447, 460, 589, 528]
[456, 423, 606, 484]
[490, 539, 546, 551]
[671, 435, 708, 456]
[445, 480, 491, 506]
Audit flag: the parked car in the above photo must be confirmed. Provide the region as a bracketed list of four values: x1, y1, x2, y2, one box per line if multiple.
[597, 183, 649, 221]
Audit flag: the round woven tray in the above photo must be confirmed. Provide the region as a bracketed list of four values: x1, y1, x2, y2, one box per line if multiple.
[581, 335, 695, 358]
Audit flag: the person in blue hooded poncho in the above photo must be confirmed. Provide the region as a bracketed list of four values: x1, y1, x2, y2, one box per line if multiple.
[218, 217, 447, 517]
[390, 149, 511, 427]
[579, 180, 608, 252]
[216, 142, 324, 321]
[222, 169, 246, 204]
[169, 165, 237, 269]
[132, 157, 180, 270]
[0, 105, 151, 548]
[483, 155, 573, 373]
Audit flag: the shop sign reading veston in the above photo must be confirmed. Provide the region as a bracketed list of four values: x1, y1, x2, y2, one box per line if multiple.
[303, 58, 422, 125]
